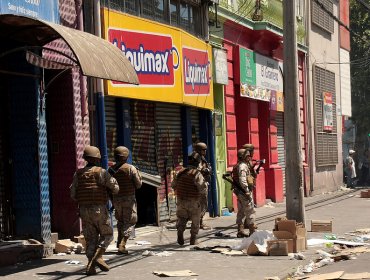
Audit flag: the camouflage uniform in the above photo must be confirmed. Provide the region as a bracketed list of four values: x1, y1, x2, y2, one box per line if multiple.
[111, 162, 142, 254]
[70, 157, 119, 276]
[232, 149, 256, 237]
[172, 164, 208, 245]
[192, 142, 211, 230]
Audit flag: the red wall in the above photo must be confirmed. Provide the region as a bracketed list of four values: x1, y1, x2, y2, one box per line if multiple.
[340, 0, 350, 51]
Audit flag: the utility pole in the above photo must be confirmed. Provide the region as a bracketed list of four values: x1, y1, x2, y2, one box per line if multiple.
[283, 1, 305, 224]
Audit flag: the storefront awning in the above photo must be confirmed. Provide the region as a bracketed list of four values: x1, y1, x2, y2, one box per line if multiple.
[0, 14, 139, 84]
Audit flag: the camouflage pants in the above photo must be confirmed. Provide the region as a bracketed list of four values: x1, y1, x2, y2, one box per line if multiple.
[199, 193, 208, 220]
[114, 196, 137, 239]
[236, 193, 256, 226]
[79, 205, 113, 259]
[176, 198, 201, 235]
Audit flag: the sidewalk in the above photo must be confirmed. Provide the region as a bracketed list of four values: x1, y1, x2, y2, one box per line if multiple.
[1, 187, 370, 280]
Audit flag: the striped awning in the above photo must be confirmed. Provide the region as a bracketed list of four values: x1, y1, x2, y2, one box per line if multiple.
[0, 14, 139, 85]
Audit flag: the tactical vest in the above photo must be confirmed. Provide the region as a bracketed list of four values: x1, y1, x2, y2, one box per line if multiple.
[175, 168, 200, 199]
[75, 166, 108, 205]
[232, 162, 241, 184]
[114, 163, 136, 198]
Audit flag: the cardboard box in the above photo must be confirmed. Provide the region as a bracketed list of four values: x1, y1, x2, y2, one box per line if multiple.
[311, 220, 333, 232]
[267, 240, 288, 256]
[360, 190, 370, 198]
[273, 228, 307, 253]
[73, 235, 86, 250]
[54, 239, 75, 254]
[51, 232, 59, 244]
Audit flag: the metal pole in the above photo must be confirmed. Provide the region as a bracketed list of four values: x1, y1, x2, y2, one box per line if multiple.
[283, 0, 305, 224]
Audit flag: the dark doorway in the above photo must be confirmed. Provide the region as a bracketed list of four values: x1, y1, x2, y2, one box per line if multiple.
[136, 183, 157, 226]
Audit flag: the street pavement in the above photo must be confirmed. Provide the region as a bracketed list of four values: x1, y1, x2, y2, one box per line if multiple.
[1, 187, 370, 280]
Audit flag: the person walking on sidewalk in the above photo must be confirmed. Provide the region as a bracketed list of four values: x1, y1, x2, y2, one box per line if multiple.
[172, 153, 208, 245]
[345, 149, 357, 188]
[70, 146, 119, 275]
[231, 144, 257, 238]
[109, 146, 142, 255]
[191, 142, 212, 230]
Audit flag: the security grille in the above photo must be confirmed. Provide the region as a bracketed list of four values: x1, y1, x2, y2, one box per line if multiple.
[190, 107, 200, 145]
[156, 103, 183, 222]
[131, 100, 158, 175]
[314, 66, 338, 167]
[312, 0, 334, 34]
[276, 112, 286, 193]
[104, 97, 117, 163]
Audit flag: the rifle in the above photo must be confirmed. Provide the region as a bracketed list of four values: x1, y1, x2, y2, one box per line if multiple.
[252, 159, 266, 174]
[222, 172, 252, 202]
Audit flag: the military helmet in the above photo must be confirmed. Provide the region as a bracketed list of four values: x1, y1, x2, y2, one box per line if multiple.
[114, 146, 130, 159]
[194, 142, 207, 153]
[237, 149, 246, 160]
[83, 146, 101, 159]
[243, 143, 255, 151]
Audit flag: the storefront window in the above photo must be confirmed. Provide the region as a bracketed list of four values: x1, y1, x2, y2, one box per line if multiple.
[170, 0, 179, 26]
[102, 0, 204, 38]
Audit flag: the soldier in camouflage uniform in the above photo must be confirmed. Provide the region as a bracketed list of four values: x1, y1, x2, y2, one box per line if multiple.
[70, 146, 119, 275]
[109, 146, 142, 255]
[172, 154, 208, 245]
[232, 145, 257, 238]
[191, 142, 212, 230]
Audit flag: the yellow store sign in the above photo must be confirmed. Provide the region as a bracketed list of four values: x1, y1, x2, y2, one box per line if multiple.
[102, 9, 214, 110]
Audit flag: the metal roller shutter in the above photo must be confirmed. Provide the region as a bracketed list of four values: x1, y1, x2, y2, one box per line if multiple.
[276, 112, 286, 193]
[156, 103, 183, 222]
[0, 132, 4, 235]
[190, 107, 200, 145]
[105, 96, 117, 164]
[131, 100, 158, 175]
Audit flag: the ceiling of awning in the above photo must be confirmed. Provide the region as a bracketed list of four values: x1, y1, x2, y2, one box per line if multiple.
[0, 14, 139, 85]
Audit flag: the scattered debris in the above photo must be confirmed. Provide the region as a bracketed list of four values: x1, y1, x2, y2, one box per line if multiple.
[288, 252, 306, 260]
[153, 270, 198, 277]
[295, 271, 370, 280]
[65, 260, 81, 265]
[135, 240, 151, 246]
[142, 250, 173, 257]
[214, 231, 231, 238]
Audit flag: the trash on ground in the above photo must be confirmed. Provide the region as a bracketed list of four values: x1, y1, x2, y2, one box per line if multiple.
[142, 250, 173, 257]
[135, 240, 151, 245]
[307, 238, 367, 247]
[65, 260, 81, 265]
[56, 253, 67, 256]
[232, 230, 275, 255]
[311, 220, 333, 233]
[295, 270, 370, 280]
[264, 277, 280, 280]
[288, 252, 306, 260]
[220, 250, 244, 256]
[214, 231, 231, 238]
[153, 270, 198, 277]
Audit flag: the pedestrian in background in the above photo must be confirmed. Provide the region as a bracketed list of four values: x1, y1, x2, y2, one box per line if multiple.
[358, 148, 369, 186]
[70, 146, 119, 275]
[345, 149, 357, 188]
[109, 146, 142, 255]
[172, 153, 208, 245]
[191, 142, 212, 230]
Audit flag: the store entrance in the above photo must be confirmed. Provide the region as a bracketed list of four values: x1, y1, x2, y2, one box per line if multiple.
[136, 183, 158, 227]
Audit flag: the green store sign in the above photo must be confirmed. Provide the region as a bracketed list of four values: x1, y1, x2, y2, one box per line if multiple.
[239, 47, 256, 86]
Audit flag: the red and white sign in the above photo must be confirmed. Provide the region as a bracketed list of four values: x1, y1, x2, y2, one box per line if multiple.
[182, 47, 210, 95]
[108, 29, 179, 86]
[323, 92, 333, 131]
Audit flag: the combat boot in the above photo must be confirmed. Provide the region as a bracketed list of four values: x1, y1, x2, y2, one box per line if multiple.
[87, 247, 110, 273]
[118, 236, 129, 255]
[200, 218, 211, 230]
[190, 234, 198, 245]
[177, 231, 184, 245]
[248, 223, 258, 236]
[237, 224, 249, 238]
[86, 257, 97, 276]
